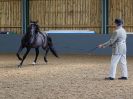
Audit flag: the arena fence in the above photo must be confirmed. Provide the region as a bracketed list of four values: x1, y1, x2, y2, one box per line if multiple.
[0, 0, 21, 34]
[29, 0, 101, 33]
[0, 0, 133, 34]
[108, 0, 133, 33]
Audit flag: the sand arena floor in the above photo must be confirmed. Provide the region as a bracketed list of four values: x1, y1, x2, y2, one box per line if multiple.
[0, 54, 133, 99]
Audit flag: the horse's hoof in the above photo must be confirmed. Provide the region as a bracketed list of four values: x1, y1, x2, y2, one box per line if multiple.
[44, 58, 48, 63]
[44, 60, 48, 64]
[32, 62, 36, 65]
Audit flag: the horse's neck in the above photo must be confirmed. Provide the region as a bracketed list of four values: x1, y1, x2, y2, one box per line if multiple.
[25, 32, 31, 37]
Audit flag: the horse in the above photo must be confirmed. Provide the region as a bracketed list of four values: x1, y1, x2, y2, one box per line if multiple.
[16, 21, 59, 67]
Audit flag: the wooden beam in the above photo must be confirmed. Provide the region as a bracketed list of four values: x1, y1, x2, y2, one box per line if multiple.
[101, 0, 109, 34]
[39, 25, 101, 28]
[108, 25, 133, 28]
[22, 0, 29, 34]
[0, 25, 101, 28]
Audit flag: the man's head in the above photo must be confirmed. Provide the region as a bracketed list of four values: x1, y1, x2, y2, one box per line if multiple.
[114, 18, 123, 26]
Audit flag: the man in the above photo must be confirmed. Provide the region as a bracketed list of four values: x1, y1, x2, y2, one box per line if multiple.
[98, 18, 128, 80]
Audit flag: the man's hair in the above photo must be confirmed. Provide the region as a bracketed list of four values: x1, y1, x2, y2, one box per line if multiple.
[114, 18, 123, 26]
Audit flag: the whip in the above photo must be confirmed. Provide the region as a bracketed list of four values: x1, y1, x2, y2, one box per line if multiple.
[88, 46, 98, 53]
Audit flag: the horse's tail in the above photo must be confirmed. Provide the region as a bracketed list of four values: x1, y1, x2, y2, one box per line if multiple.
[47, 36, 59, 58]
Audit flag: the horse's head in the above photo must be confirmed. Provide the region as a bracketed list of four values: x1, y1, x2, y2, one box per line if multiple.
[29, 21, 39, 36]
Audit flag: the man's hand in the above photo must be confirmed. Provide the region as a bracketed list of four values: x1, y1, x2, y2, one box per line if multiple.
[98, 44, 105, 48]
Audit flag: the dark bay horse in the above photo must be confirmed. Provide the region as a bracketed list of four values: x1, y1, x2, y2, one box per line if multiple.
[16, 21, 58, 67]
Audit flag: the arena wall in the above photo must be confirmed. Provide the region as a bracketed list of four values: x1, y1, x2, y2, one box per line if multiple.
[0, 34, 133, 56]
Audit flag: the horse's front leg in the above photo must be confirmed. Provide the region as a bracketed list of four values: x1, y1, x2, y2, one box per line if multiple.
[16, 45, 24, 60]
[32, 48, 39, 65]
[18, 47, 31, 68]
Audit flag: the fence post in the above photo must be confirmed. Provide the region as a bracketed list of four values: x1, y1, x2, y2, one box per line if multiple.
[21, 0, 29, 34]
[101, 0, 109, 34]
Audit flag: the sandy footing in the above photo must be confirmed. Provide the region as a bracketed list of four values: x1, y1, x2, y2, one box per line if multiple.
[0, 54, 133, 99]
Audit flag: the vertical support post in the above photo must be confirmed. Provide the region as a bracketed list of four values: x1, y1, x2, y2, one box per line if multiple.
[101, 0, 109, 34]
[21, 0, 29, 34]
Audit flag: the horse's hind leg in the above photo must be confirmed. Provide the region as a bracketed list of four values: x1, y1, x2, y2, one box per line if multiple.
[18, 47, 31, 67]
[43, 47, 49, 63]
[16, 45, 24, 60]
[32, 48, 39, 65]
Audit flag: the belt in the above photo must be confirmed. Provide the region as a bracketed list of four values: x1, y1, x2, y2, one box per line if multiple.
[116, 41, 126, 43]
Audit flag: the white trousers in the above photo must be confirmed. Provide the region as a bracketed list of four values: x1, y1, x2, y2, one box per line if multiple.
[109, 54, 128, 78]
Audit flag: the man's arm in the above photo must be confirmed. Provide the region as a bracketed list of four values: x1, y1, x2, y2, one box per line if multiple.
[99, 31, 118, 48]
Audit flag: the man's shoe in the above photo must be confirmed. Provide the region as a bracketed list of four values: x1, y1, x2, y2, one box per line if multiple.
[118, 77, 127, 80]
[105, 77, 114, 80]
